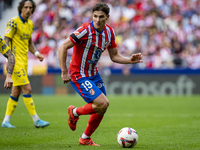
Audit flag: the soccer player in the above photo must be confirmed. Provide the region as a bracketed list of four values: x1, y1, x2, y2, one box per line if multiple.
[58, 2, 143, 146]
[1, 0, 49, 128]
[0, 35, 15, 89]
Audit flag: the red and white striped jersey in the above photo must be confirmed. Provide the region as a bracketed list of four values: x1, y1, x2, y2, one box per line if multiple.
[69, 21, 117, 81]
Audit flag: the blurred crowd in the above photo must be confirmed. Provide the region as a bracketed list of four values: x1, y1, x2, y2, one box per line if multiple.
[0, 0, 14, 19]
[2, 0, 200, 74]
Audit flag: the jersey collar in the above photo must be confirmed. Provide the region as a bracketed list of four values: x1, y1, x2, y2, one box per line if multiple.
[91, 21, 104, 34]
[19, 14, 28, 23]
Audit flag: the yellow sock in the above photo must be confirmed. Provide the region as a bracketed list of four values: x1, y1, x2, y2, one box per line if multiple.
[23, 94, 37, 116]
[5, 96, 18, 116]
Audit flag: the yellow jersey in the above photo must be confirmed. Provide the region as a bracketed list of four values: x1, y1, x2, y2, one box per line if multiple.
[0, 35, 9, 55]
[4, 14, 33, 67]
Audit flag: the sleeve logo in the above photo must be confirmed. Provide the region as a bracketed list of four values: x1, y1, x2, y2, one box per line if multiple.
[74, 31, 80, 36]
[5, 28, 11, 34]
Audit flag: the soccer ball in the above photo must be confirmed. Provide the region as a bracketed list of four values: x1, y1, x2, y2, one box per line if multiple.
[117, 127, 138, 148]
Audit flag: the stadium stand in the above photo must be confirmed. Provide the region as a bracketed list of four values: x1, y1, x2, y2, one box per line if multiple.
[1, 0, 200, 76]
[31, 0, 200, 72]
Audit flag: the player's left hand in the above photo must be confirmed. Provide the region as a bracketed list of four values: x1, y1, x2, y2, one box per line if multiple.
[37, 54, 44, 61]
[130, 53, 143, 64]
[4, 74, 13, 89]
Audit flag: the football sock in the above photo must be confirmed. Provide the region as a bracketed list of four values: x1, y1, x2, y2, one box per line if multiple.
[84, 113, 104, 137]
[76, 103, 97, 115]
[4, 95, 18, 118]
[2, 115, 11, 123]
[23, 94, 37, 117]
[32, 114, 40, 122]
[73, 108, 78, 117]
[81, 133, 90, 139]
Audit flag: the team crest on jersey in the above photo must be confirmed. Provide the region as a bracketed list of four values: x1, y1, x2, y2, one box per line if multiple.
[104, 41, 110, 49]
[6, 28, 11, 34]
[89, 88, 95, 95]
[87, 48, 102, 64]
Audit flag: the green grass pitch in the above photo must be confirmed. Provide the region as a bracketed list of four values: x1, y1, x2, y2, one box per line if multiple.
[0, 94, 200, 150]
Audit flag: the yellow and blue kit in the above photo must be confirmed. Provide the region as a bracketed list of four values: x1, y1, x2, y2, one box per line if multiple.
[4, 14, 33, 86]
[0, 35, 9, 55]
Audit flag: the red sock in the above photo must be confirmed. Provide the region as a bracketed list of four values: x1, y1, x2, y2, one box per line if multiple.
[84, 113, 104, 137]
[76, 103, 97, 115]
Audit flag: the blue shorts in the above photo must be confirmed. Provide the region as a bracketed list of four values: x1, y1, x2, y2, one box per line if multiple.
[70, 73, 106, 103]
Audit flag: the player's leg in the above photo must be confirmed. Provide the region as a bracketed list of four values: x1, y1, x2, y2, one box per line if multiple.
[79, 75, 109, 146]
[69, 74, 108, 146]
[70, 73, 108, 115]
[74, 93, 109, 115]
[68, 92, 108, 129]
[1, 86, 21, 128]
[2, 65, 26, 128]
[79, 93, 108, 146]
[21, 83, 49, 128]
[68, 76, 106, 130]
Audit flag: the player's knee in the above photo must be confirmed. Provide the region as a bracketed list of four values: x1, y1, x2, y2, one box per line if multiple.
[102, 102, 108, 109]
[93, 95, 109, 114]
[99, 101, 109, 114]
[27, 88, 32, 94]
[104, 101, 109, 109]
[23, 87, 32, 94]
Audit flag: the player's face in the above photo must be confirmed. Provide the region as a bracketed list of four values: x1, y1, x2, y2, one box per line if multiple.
[21, 2, 33, 20]
[93, 11, 109, 32]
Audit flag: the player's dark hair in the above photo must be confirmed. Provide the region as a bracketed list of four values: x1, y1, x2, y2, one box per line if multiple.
[18, 0, 36, 14]
[93, 3, 110, 15]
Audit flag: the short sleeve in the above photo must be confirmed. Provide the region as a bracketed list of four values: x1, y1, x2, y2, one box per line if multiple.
[69, 24, 88, 44]
[108, 27, 117, 49]
[4, 19, 17, 39]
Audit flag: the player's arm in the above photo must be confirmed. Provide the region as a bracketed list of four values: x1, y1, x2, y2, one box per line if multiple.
[2, 37, 15, 89]
[3, 49, 15, 75]
[29, 38, 44, 61]
[4, 36, 11, 46]
[58, 37, 74, 84]
[4, 37, 15, 74]
[108, 47, 143, 64]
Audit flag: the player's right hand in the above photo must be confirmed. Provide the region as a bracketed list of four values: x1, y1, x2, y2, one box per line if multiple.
[61, 72, 71, 84]
[4, 74, 13, 89]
